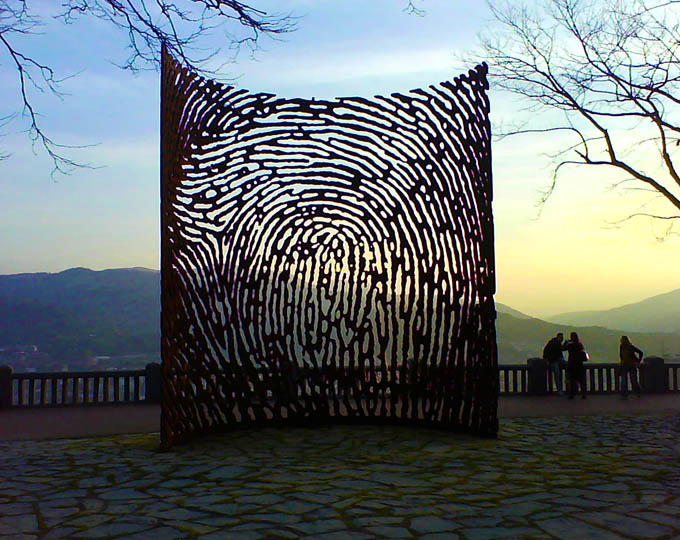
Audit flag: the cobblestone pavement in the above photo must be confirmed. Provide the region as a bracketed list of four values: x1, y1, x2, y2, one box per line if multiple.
[1, 414, 679, 539]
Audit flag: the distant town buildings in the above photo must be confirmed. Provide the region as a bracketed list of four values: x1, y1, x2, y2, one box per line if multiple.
[0, 345, 63, 373]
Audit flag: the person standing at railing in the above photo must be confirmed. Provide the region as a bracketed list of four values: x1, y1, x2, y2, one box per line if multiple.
[563, 332, 588, 399]
[543, 332, 566, 395]
[619, 336, 643, 398]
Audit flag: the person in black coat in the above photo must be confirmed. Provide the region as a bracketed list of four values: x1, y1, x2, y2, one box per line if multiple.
[563, 331, 588, 399]
[543, 332, 565, 395]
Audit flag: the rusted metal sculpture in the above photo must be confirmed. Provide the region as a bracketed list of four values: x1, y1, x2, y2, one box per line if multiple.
[160, 48, 498, 448]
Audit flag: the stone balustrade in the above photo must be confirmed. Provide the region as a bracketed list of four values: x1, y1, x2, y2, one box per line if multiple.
[0, 359, 678, 408]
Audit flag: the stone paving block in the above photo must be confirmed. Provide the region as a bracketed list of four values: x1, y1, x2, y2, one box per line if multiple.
[270, 500, 321, 514]
[158, 478, 194, 489]
[637, 512, 680, 530]
[127, 526, 186, 539]
[41, 526, 79, 540]
[71, 521, 152, 538]
[295, 491, 339, 505]
[464, 525, 548, 539]
[502, 492, 554, 505]
[305, 532, 372, 540]
[369, 472, 431, 487]
[537, 516, 627, 539]
[551, 495, 611, 509]
[0, 514, 38, 535]
[198, 531, 262, 540]
[185, 494, 229, 506]
[436, 503, 477, 515]
[98, 488, 147, 501]
[346, 507, 373, 516]
[237, 493, 285, 505]
[334, 497, 361, 510]
[580, 511, 673, 538]
[499, 501, 551, 516]
[354, 516, 405, 527]
[105, 502, 144, 515]
[269, 529, 299, 539]
[532, 510, 565, 521]
[42, 495, 83, 507]
[204, 465, 249, 480]
[330, 479, 385, 490]
[150, 507, 208, 520]
[0, 502, 33, 515]
[229, 521, 272, 531]
[410, 516, 460, 534]
[38, 502, 78, 519]
[211, 502, 258, 515]
[145, 488, 182, 499]
[653, 503, 680, 516]
[65, 513, 114, 528]
[457, 516, 503, 528]
[247, 512, 302, 525]
[167, 519, 219, 535]
[173, 464, 214, 477]
[194, 515, 241, 527]
[290, 518, 347, 535]
[591, 482, 631, 492]
[367, 525, 414, 538]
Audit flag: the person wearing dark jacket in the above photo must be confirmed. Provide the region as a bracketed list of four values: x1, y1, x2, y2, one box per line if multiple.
[543, 332, 565, 395]
[619, 335, 642, 398]
[563, 331, 587, 399]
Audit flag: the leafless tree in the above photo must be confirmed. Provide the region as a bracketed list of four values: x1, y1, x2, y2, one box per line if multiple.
[477, 0, 680, 235]
[0, 0, 294, 175]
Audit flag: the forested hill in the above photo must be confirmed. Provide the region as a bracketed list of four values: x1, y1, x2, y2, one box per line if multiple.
[0, 267, 160, 360]
[1, 267, 678, 366]
[496, 311, 680, 365]
[546, 288, 680, 334]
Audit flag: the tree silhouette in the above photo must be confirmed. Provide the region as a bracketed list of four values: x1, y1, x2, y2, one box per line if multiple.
[477, 0, 680, 235]
[0, 0, 294, 174]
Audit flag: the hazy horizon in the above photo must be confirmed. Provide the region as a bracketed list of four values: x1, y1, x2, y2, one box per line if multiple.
[2, 264, 678, 321]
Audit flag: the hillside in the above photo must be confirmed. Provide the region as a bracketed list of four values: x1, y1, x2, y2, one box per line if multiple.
[496, 311, 680, 365]
[547, 288, 680, 334]
[496, 303, 531, 320]
[0, 267, 160, 361]
[1, 267, 678, 370]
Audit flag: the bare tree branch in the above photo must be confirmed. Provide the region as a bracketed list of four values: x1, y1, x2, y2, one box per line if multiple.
[472, 0, 680, 237]
[404, 1, 426, 17]
[0, 0, 295, 176]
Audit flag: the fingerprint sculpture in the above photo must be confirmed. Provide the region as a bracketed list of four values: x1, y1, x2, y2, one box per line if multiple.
[160, 48, 498, 448]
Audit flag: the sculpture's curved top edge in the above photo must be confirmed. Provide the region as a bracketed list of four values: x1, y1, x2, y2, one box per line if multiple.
[162, 48, 488, 104]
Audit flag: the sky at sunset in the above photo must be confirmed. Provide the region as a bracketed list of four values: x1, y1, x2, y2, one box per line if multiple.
[1, 0, 678, 318]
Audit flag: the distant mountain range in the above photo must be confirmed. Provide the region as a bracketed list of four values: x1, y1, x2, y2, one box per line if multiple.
[0, 267, 160, 361]
[495, 311, 680, 365]
[544, 288, 680, 334]
[496, 293, 680, 363]
[1, 267, 678, 368]
[496, 303, 531, 320]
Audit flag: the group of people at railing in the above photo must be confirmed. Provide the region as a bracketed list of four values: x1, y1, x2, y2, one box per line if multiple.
[543, 332, 644, 399]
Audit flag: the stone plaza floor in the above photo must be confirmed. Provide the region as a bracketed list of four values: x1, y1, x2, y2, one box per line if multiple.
[1, 413, 679, 539]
